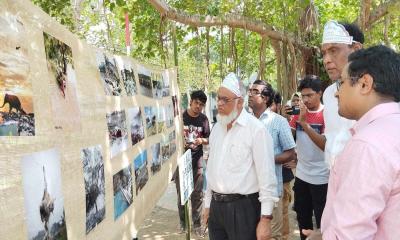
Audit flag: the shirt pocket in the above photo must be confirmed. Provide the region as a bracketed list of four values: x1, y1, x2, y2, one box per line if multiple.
[227, 143, 251, 172]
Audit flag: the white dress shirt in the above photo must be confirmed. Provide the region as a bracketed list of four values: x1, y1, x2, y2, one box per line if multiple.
[204, 109, 278, 215]
[323, 83, 355, 168]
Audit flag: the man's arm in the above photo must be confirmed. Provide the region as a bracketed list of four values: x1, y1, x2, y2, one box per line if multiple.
[276, 118, 297, 164]
[298, 122, 326, 150]
[275, 148, 296, 164]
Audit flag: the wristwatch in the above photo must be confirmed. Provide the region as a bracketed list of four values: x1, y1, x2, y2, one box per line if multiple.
[261, 214, 273, 220]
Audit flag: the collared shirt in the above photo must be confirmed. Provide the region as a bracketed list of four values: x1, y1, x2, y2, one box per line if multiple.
[321, 102, 400, 240]
[205, 109, 278, 215]
[259, 109, 296, 197]
[323, 83, 355, 168]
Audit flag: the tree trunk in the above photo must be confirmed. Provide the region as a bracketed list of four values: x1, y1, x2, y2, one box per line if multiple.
[159, 16, 167, 68]
[384, 15, 391, 46]
[359, 0, 372, 31]
[257, 35, 267, 80]
[354, 0, 400, 30]
[205, 27, 210, 92]
[102, 3, 115, 52]
[220, 26, 224, 81]
[271, 40, 282, 94]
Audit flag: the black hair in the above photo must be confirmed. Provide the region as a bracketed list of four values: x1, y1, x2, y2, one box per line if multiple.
[273, 92, 282, 105]
[252, 80, 275, 107]
[190, 90, 207, 104]
[340, 22, 365, 44]
[297, 75, 323, 93]
[347, 45, 400, 101]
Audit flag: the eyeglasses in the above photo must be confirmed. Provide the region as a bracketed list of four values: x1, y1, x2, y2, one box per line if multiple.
[247, 89, 262, 96]
[336, 74, 364, 91]
[217, 96, 240, 105]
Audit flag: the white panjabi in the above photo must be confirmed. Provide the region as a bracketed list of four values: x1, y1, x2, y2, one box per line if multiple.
[221, 72, 242, 97]
[322, 20, 357, 45]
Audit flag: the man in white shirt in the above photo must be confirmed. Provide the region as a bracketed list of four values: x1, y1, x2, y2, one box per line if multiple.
[203, 73, 278, 240]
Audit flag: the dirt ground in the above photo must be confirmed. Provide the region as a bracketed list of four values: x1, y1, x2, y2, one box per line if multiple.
[137, 182, 301, 240]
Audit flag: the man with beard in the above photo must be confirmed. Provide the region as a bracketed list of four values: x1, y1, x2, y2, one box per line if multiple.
[203, 73, 278, 240]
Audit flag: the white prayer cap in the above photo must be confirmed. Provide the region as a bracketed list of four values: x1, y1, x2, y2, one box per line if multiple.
[221, 72, 242, 97]
[322, 20, 356, 45]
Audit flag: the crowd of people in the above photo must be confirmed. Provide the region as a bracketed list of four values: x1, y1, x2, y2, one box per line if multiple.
[176, 19, 400, 240]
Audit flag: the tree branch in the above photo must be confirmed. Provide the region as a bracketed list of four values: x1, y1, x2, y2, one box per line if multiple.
[354, 0, 400, 30]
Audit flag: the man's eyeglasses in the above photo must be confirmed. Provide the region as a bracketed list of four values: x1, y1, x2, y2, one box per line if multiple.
[247, 89, 262, 96]
[217, 96, 240, 105]
[336, 74, 364, 91]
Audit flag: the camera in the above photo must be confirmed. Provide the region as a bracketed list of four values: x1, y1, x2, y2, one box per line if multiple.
[287, 106, 300, 115]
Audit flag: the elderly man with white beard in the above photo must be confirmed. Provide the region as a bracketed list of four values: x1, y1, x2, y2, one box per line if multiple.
[202, 73, 278, 240]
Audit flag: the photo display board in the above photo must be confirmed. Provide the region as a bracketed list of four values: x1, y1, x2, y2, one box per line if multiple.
[0, 1, 184, 239]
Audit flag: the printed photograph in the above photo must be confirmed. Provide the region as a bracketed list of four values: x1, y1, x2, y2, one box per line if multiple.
[160, 136, 170, 164]
[133, 150, 149, 195]
[44, 32, 81, 131]
[166, 104, 174, 128]
[144, 106, 157, 137]
[0, 14, 34, 136]
[21, 148, 68, 240]
[113, 166, 133, 220]
[96, 51, 123, 96]
[172, 95, 179, 117]
[156, 106, 166, 134]
[115, 56, 137, 96]
[136, 64, 152, 98]
[161, 70, 170, 97]
[151, 72, 162, 99]
[127, 107, 144, 146]
[169, 130, 177, 155]
[150, 142, 161, 175]
[106, 110, 129, 158]
[81, 145, 106, 234]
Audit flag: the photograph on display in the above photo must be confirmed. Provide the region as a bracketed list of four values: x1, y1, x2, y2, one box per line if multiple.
[81, 145, 106, 234]
[0, 15, 34, 136]
[136, 64, 152, 98]
[151, 72, 162, 99]
[133, 150, 149, 195]
[21, 148, 68, 240]
[144, 106, 157, 137]
[156, 106, 166, 134]
[172, 95, 179, 117]
[44, 32, 81, 131]
[127, 107, 144, 146]
[166, 104, 174, 128]
[160, 136, 170, 164]
[96, 51, 123, 96]
[106, 110, 129, 158]
[113, 166, 133, 220]
[161, 71, 170, 97]
[169, 130, 177, 155]
[115, 56, 137, 96]
[150, 142, 161, 175]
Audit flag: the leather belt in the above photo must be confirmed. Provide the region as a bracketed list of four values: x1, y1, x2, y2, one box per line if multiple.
[211, 191, 259, 202]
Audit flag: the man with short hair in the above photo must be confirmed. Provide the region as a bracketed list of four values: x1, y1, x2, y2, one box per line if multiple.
[174, 90, 210, 235]
[248, 80, 296, 240]
[203, 73, 278, 240]
[305, 45, 400, 240]
[289, 75, 329, 240]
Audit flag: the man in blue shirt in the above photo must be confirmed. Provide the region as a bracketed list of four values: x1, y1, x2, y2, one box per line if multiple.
[248, 80, 296, 240]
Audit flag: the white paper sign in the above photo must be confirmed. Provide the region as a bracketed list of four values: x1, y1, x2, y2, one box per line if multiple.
[179, 149, 194, 205]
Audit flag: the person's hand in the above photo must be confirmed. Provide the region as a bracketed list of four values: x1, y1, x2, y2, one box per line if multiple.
[302, 229, 322, 240]
[283, 159, 297, 169]
[299, 101, 307, 124]
[193, 138, 203, 147]
[256, 218, 271, 240]
[202, 208, 210, 226]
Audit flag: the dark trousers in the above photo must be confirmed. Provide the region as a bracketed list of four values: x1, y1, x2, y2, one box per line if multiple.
[209, 194, 260, 240]
[293, 177, 328, 240]
[174, 167, 204, 228]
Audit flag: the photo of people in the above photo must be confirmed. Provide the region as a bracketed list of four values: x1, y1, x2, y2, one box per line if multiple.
[151, 72, 162, 99]
[172, 95, 179, 117]
[156, 106, 166, 134]
[106, 110, 129, 158]
[0, 14, 34, 136]
[81, 145, 106, 234]
[144, 106, 157, 137]
[113, 166, 133, 220]
[44, 32, 81, 131]
[96, 51, 123, 96]
[166, 104, 174, 128]
[133, 150, 149, 195]
[21, 148, 68, 240]
[161, 70, 170, 97]
[136, 64, 152, 98]
[160, 136, 170, 164]
[150, 143, 161, 175]
[115, 56, 137, 96]
[127, 107, 145, 146]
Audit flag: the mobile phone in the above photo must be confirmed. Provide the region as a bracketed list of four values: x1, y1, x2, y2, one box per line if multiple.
[289, 106, 300, 115]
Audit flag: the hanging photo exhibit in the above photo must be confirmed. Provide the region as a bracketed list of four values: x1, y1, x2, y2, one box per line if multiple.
[144, 106, 157, 137]
[0, 14, 34, 136]
[43, 32, 81, 131]
[151, 72, 162, 99]
[166, 104, 174, 128]
[160, 136, 170, 164]
[81, 145, 106, 234]
[172, 95, 179, 117]
[156, 106, 166, 134]
[150, 142, 161, 175]
[133, 150, 149, 195]
[161, 70, 170, 97]
[115, 56, 137, 96]
[127, 107, 144, 146]
[113, 166, 133, 220]
[106, 110, 129, 158]
[21, 148, 68, 240]
[136, 64, 152, 98]
[169, 130, 177, 155]
[96, 51, 123, 96]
